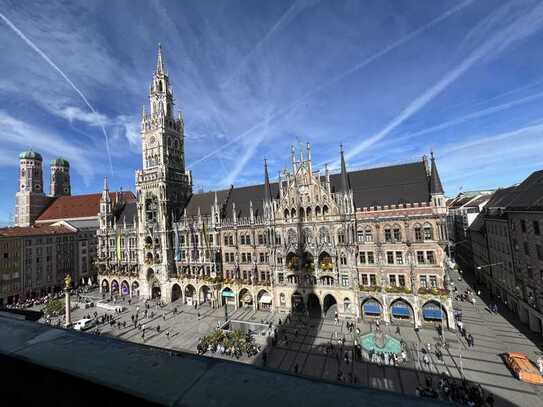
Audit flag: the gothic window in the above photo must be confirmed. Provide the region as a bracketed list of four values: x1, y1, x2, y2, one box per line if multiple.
[145, 195, 158, 222]
[323, 205, 329, 217]
[306, 207, 312, 219]
[384, 225, 392, 242]
[291, 208, 296, 218]
[299, 207, 305, 220]
[337, 230, 345, 244]
[284, 209, 289, 220]
[423, 224, 434, 240]
[340, 253, 347, 265]
[414, 224, 423, 241]
[357, 229, 364, 243]
[393, 224, 401, 241]
[364, 227, 373, 242]
[315, 206, 321, 217]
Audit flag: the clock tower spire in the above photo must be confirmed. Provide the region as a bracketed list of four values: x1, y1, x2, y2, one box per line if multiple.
[136, 45, 192, 298]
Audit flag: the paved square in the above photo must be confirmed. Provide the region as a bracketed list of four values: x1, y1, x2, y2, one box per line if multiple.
[37, 272, 543, 407]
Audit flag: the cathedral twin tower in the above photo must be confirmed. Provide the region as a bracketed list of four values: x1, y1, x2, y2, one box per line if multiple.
[15, 151, 71, 227]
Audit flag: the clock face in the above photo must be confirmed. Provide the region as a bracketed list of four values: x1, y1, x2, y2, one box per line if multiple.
[148, 136, 156, 146]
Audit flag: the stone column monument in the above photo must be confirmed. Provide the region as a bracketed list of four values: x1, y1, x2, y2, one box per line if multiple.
[64, 274, 72, 327]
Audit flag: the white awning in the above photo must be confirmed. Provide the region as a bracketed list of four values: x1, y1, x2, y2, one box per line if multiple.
[259, 294, 272, 304]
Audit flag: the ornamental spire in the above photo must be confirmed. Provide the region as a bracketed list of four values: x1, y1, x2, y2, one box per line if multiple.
[264, 159, 272, 203]
[156, 43, 165, 75]
[339, 144, 350, 193]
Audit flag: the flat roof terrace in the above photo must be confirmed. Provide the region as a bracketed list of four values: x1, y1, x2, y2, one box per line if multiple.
[0, 315, 442, 406]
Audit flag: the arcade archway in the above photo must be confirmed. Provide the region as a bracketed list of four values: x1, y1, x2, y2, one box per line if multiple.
[257, 289, 272, 311]
[111, 280, 119, 295]
[323, 294, 337, 318]
[101, 279, 109, 293]
[390, 298, 414, 324]
[151, 280, 161, 299]
[422, 300, 448, 328]
[171, 284, 181, 302]
[239, 288, 253, 308]
[361, 297, 382, 319]
[185, 285, 196, 305]
[199, 285, 211, 304]
[307, 293, 321, 317]
[121, 280, 129, 296]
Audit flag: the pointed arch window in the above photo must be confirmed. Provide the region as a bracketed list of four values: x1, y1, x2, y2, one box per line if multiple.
[423, 223, 434, 240]
[323, 205, 329, 217]
[393, 224, 402, 242]
[414, 224, 423, 241]
[315, 206, 321, 218]
[364, 227, 373, 243]
[384, 225, 392, 242]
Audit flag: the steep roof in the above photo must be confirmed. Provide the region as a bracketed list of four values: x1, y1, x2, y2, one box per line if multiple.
[37, 191, 135, 222]
[185, 161, 430, 219]
[429, 154, 444, 194]
[0, 223, 75, 238]
[485, 187, 517, 209]
[506, 170, 543, 210]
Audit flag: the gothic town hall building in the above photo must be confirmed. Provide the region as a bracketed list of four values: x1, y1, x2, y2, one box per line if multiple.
[97, 47, 454, 328]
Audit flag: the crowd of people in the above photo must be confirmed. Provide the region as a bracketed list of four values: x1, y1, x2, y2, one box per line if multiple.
[417, 373, 495, 406]
[5, 291, 64, 310]
[197, 329, 261, 359]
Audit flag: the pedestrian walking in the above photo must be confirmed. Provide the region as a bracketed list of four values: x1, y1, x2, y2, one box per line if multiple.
[395, 326, 401, 336]
[294, 363, 299, 374]
[166, 330, 170, 340]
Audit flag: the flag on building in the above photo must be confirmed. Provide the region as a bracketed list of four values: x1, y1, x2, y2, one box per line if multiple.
[174, 223, 181, 261]
[117, 234, 122, 261]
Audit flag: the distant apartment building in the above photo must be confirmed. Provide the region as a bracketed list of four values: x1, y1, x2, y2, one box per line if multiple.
[469, 171, 543, 335]
[447, 190, 494, 273]
[0, 223, 75, 305]
[0, 152, 130, 305]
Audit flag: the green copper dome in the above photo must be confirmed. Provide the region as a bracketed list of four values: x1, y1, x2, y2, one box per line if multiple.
[51, 157, 70, 167]
[19, 150, 43, 161]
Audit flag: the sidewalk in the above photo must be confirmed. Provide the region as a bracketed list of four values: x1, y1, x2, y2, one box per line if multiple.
[449, 268, 543, 407]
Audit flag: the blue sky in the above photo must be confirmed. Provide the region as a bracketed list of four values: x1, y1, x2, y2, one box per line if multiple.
[2, 0, 543, 225]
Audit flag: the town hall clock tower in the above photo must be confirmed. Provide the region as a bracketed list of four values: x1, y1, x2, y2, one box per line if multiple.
[136, 45, 192, 299]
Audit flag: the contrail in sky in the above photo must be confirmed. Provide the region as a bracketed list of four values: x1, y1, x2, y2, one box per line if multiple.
[378, 89, 543, 148]
[222, 0, 308, 88]
[0, 12, 113, 176]
[329, 1, 543, 169]
[190, 0, 473, 171]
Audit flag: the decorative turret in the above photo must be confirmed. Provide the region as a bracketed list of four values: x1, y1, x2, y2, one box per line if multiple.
[99, 176, 112, 229]
[49, 157, 71, 197]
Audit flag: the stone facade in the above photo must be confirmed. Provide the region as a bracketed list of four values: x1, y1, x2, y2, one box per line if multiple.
[0, 224, 77, 305]
[97, 46, 454, 329]
[470, 175, 543, 336]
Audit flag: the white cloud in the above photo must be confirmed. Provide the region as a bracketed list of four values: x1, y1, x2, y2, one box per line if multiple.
[0, 110, 97, 184]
